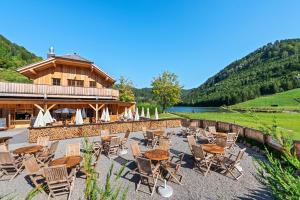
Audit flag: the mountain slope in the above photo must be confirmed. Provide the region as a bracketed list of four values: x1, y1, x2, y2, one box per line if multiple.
[0, 34, 42, 82]
[231, 88, 300, 111]
[182, 39, 300, 106]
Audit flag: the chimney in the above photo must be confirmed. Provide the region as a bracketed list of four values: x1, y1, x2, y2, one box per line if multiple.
[47, 46, 55, 58]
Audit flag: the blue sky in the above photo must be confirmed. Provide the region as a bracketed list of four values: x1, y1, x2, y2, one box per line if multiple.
[1, 0, 300, 89]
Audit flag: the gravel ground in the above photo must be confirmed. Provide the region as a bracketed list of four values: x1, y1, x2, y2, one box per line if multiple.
[0, 128, 273, 200]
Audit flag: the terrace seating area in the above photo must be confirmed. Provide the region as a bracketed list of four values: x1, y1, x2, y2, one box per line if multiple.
[0, 127, 271, 199]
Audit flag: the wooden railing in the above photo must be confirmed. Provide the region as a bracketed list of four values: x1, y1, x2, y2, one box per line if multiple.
[0, 82, 119, 99]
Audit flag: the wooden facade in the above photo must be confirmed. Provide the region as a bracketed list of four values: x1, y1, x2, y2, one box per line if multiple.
[0, 51, 135, 128]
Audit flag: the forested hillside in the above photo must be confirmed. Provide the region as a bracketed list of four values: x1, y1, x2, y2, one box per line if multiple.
[182, 39, 300, 106]
[0, 34, 41, 82]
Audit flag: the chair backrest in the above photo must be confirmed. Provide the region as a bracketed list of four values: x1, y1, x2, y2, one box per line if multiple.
[37, 136, 50, 147]
[175, 153, 184, 170]
[157, 138, 170, 151]
[110, 136, 120, 147]
[192, 145, 205, 160]
[187, 135, 196, 151]
[48, 141, 59, 155]
[235, 148, 246, 163]
[44, 165, 69, 184]
[0, 144, 8, 152]
[136, 157, 152, 175]
[66, 143, 81, 156]
[146, 131, 154, 140]
[208, 126, 216, 133]
[234, 131, 239, 142]
[131, 142, 141, 158]
[124, 130, 130, 140]
[100, 129, 110, 137]
[227, 133, 236, 142]
[215, 137, 226, 147]
[0, 152, 14, 165]
[24, 156, 40, 174]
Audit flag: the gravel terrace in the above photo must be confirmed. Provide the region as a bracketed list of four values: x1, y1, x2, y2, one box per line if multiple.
[0, 127, 273, 200]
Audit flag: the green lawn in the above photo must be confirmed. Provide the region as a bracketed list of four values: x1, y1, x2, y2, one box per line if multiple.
[174, 112, 300, 140]
[231, 88, 300, 111]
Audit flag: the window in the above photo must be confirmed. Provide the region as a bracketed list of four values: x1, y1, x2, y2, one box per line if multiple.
[68, 79, 84, 87]
[90, 81, 96, 88]
[52, 78, 61, 86]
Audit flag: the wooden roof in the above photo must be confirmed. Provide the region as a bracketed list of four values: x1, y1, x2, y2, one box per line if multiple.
[17, 54, 115, 84]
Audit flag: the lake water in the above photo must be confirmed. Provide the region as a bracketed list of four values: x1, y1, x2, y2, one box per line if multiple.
[166, 106, 224, 113]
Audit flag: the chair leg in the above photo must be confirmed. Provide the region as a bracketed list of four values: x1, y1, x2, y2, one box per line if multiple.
[204, 162, 212, 177]
[10, 164, 23, 181]
[151, 175, 159, 196]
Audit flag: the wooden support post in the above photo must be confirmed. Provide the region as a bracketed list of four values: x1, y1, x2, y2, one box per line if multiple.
[95, 104, 99, 122]
[7, 112, 11, 128]
[43, 104, 47, 112]
[47, 104, 57, 111]
[34, 104, 44, 112]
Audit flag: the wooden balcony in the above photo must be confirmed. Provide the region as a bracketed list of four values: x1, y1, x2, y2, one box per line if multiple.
[0, 82, 119, 100]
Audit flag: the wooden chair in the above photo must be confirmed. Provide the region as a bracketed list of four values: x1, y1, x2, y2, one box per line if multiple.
[120, 130, 130, 150]
[187, 135, 196, 155]
[192, 145, 213, 176]
[222, 148, 246, 180]
[105, 137, 120, 159]
[66, 143, 81, 157]
[136, 157, 160, 196]
[141, 127, 148, 144]
[92, 141, 102, 162]
[131, 142, 141, 159]
[156, 138, 170, 151]
[23, 156, 45, 187]
[36, 136, 50, 147]
[146, 131, 158, 148]
[0, 152, 23, 181]
[161, 153, 184, 185]
[43, 165, 72, 198]
[226, 132, 237, 150]
[208, 126, 217, 134]
[37, 141, 59, 165]
[200, 129, 216, 144]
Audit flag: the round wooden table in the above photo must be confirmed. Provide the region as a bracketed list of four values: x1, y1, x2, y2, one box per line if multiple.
[49, 156, 82, 168]
[212, 132, 227, 138]
[13, 145, 43, 155]
[144, 149, 169, 161]
[202, 144, 225, 154]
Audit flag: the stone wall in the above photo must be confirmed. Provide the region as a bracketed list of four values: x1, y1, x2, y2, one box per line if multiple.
[28, 118, 182, 143]
[182, 118, 283, 152]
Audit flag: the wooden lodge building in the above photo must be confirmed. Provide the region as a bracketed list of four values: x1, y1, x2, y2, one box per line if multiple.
[0, 48, 135, 128]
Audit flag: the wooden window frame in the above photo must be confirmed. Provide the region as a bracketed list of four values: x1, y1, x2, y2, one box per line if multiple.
[52, 78, 61, 86]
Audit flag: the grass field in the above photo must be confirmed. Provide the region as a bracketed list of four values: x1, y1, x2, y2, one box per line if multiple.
[174, 112, 300, 140]
[231, 88, 300, 111]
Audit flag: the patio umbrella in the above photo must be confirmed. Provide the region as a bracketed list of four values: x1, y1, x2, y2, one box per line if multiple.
[134, 107, 140, 121]
[140, 107, 145, 118]
[43, 110, 53, 124]
[123, 107, 128, 119]
[81, 108, 87, 119]
[75, 109, 84, 125]
[101, 108, 106, 121]
[105, 107, 110, 122]
[33, 110, 45, 127]
[154, 107, 159, 120]
[146, 108, 150, 119]
[128, 109, 133, 120]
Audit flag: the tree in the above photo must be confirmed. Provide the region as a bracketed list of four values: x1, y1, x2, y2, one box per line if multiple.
[151, 71, 182, 112]
[115, 76, 135, 102]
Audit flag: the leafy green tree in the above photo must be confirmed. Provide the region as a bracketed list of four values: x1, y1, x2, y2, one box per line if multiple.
[115, 76, 135, 102]
[151, 71, 182, 112]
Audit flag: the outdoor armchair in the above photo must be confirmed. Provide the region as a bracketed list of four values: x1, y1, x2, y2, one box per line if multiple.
[222, 148, 246, 180]
[0, 151, 23, 181]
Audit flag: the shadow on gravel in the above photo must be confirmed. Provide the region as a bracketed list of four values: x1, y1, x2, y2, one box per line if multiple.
[236, 187, 273, 200]
[170, 149, 194, 169]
